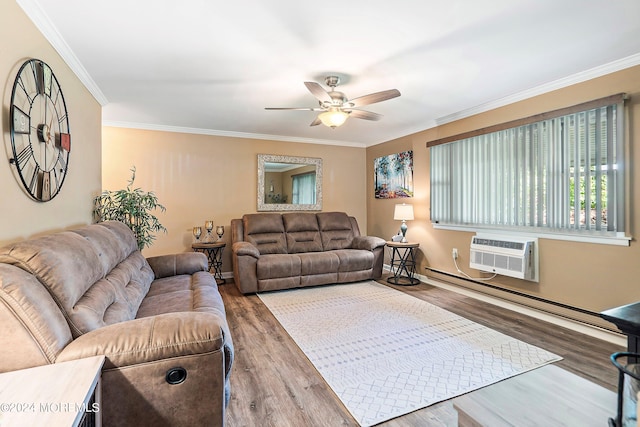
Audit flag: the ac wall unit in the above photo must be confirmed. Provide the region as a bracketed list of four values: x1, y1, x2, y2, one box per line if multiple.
[470, 234, 538, 282]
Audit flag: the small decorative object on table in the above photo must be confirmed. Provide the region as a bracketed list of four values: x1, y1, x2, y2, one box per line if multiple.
[204, 220, 214, 242]
[216, 225, 225, 241]
[193, 226, 202, 242]
[391, 233, 403, 242]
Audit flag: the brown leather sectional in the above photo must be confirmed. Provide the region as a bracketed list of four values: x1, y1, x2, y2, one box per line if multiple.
[231, 211, 386, 294]
[0, 221, 233, 426]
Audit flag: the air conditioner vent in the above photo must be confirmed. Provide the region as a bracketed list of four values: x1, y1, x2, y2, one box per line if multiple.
[470, 234, 538, 282]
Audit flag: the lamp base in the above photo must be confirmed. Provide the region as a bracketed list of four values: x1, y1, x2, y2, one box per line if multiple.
[400, 221, 408, 243]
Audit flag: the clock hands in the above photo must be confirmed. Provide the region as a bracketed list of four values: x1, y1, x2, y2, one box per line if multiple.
[47, 115, 54, 144]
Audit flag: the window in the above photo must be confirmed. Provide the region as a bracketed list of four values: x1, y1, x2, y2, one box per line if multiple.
[428, 94, 627, 244]
[292, 172, 316, 204]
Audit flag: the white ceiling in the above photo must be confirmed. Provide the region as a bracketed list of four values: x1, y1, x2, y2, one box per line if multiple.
[19, 0, 640, 147]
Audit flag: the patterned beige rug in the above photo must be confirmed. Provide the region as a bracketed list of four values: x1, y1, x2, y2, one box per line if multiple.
[258, 280, 562, 426]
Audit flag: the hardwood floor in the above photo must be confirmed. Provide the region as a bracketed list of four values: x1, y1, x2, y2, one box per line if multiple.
[219, 276, 624, 426]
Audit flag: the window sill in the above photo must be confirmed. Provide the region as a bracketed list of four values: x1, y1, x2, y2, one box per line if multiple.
[432, 223, 631, 246]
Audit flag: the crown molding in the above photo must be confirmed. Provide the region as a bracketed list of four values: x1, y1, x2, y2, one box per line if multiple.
[102, 121, 367, 148]
[17, 0, 109, 106]
[435, 53, 640, 127]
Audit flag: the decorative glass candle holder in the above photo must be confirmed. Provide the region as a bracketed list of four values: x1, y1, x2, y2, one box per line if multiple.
[193, 226, 202, 242]
[204, 220, 214, 242]
[216, 225, 224, 241]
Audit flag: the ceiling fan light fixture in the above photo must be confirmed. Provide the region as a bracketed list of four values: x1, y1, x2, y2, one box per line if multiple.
[319, 109, 349, 128]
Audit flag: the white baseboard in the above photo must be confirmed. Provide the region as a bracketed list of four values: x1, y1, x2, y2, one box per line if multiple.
[383, 265, 626, 347]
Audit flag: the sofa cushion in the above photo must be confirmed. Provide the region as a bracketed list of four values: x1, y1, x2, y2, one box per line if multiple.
[283, 213, 322, 253]
[257, 254, 301, 279]
[333, 249, 374, 272]
[317, 212, 355, 250]
[136, 271, 227, 320]
[243, 213, 287, 254]
[297, 251, 340, 275]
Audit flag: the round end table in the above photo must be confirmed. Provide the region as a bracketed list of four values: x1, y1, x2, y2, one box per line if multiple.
[386, 241, 420, 286]
[192, 241, 226, 284]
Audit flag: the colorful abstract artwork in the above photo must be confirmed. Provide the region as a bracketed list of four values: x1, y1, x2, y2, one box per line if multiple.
[374, 150, 414, 199]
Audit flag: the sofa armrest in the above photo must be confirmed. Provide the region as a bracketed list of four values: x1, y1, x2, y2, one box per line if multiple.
[231, 242, 260, 294]
[146, 252, 208, 279]
[232, 241, 260, 258]
[351, 236, 386, 278]
[56, 312, 233, 377]
[351, 235, 387, 251]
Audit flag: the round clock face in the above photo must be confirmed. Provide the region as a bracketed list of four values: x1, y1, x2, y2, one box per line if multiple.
[9, 59, 71, 202]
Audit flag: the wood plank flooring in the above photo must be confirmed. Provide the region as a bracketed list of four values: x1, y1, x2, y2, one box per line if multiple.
[219, 276, 624, 427]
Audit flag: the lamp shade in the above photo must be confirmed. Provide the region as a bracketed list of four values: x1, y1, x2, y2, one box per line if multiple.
[319, 109, 349, 128]
[394, 203, 414, 221]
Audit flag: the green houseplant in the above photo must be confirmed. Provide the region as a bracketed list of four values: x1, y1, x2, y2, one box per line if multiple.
[93, 167, 167, 250]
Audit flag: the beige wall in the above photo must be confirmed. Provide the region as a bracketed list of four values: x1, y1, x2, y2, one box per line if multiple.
[101, 127, 367, 272]
[0, 1, 102, 245]
[367, 65, 640, 324]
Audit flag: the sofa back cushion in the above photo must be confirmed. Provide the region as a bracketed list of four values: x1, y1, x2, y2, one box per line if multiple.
[283, 213, 322, 254]
[243, 213, 287, 254]
[317, 212, 356, 250]
[0, 221, 154, 337]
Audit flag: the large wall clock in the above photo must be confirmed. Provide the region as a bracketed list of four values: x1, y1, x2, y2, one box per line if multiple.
[9, 59, 71, 202]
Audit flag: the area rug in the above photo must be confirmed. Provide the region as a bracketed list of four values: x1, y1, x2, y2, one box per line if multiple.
[257, 280, 562, 426]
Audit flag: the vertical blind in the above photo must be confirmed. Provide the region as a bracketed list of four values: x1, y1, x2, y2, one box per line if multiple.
[292, 172, 316, 204]
[429, 96, 625, 236]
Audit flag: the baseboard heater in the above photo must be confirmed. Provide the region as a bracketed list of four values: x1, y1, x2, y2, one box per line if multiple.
[470, 234, 538, 282]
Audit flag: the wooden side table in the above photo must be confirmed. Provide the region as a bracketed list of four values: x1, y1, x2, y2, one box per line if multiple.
[0, 355, 104, 426]
[192, 241, 226, 284]
[386, 241, 420, 286]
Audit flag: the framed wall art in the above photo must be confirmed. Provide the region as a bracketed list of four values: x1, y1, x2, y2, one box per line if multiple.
[374, 150, 414, 199]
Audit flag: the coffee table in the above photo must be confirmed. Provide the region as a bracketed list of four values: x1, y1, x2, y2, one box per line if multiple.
[452, 364, 616, 426]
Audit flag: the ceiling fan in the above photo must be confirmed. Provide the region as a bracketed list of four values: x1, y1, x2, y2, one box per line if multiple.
[265, 76, 401, 128]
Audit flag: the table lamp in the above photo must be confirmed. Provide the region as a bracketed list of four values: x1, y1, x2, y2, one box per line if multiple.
[394, 203, 414, 243]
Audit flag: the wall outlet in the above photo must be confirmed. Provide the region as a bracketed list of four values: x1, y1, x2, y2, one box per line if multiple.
[452, 248, 458, 259]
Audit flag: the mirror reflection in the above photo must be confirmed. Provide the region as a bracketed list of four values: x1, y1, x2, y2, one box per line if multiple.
[257, 154, 322, 211]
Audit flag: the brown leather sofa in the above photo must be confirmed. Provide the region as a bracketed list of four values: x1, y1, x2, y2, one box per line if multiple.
[231, 211, 386, 294]
[0, 221, 233, 426]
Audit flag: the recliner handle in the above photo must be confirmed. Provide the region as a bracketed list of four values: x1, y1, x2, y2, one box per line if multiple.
[165, 367, 187, 385]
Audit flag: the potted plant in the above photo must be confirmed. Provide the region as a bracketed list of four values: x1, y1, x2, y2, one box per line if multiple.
[94, 166, 167, 250]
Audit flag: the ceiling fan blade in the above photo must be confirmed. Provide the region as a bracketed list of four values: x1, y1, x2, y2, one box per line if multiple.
[347, 89, 401, 108]
[304, 81, 332, 103]
[349, 110, 382, 121]
[265, 107, 323, 111]
[310, 116, 322, 126]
